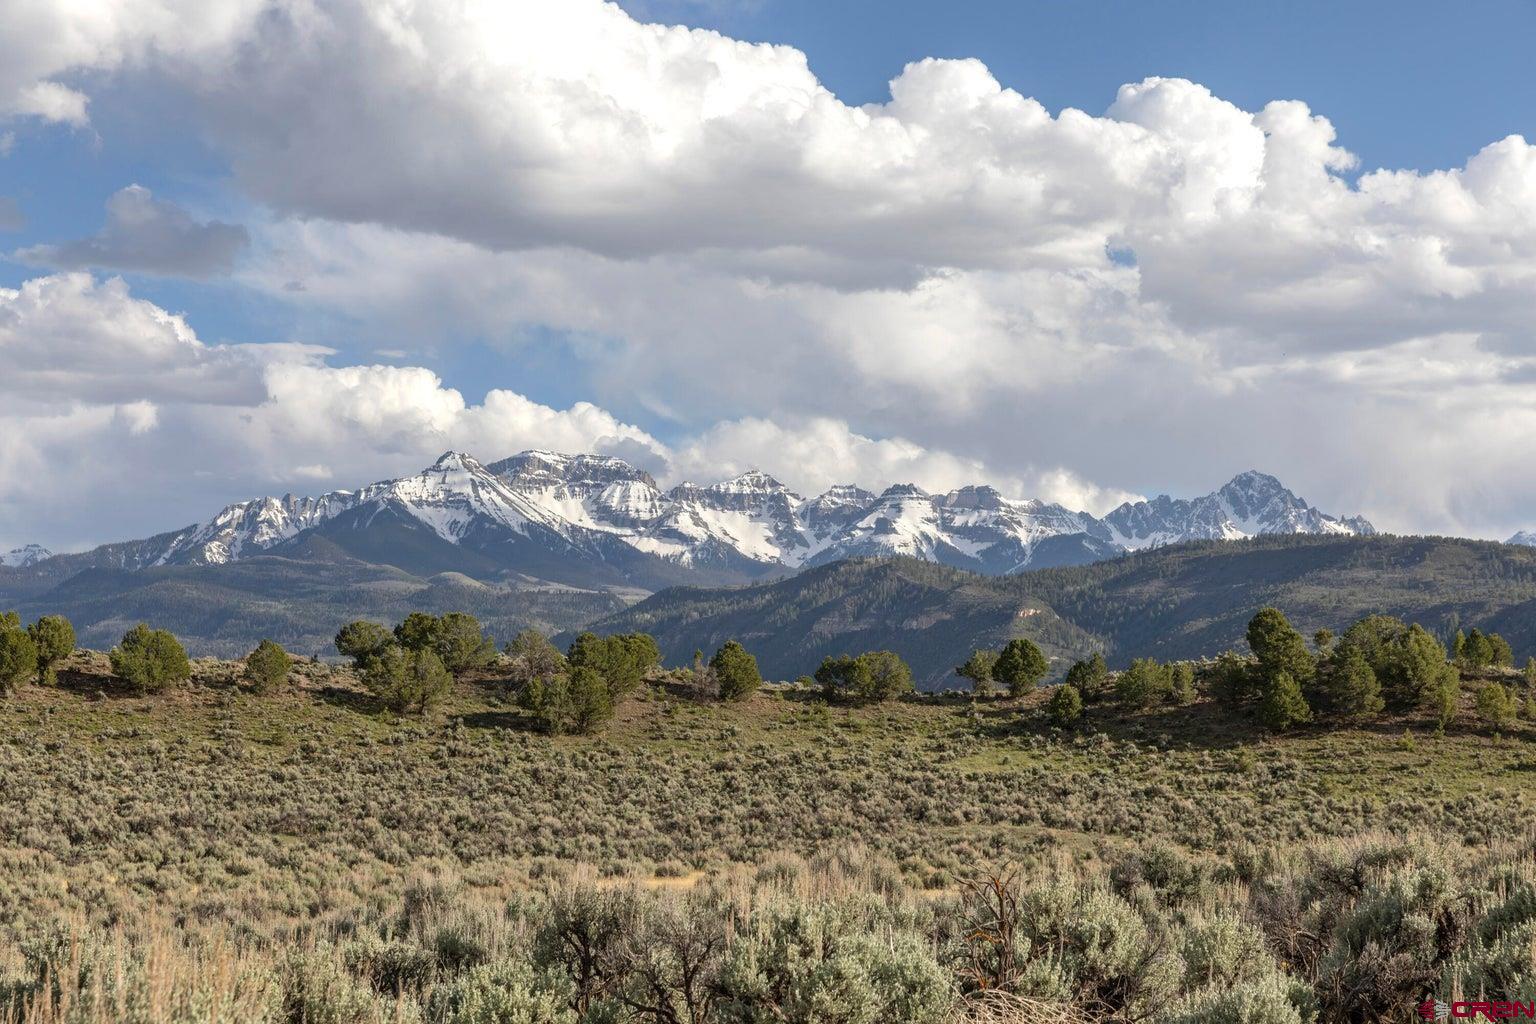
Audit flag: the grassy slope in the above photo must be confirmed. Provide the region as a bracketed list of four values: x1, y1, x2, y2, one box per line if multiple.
[3, 649, 1534, 943]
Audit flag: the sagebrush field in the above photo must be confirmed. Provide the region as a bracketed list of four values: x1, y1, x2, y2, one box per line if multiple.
[4, 647, 1536, 1022]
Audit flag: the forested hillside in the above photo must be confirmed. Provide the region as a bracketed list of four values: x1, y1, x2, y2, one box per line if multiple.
[587, 535, 1536, 686]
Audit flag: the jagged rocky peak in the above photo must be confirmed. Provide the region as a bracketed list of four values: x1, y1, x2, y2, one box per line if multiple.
[940, 484, 1011, 511]
[1, 543, 53, 568]
[810, 484, 877, 507]
[1511, 531, 1536, 547]
[489, 450, 659, 490]
[877, 483, 931, 501]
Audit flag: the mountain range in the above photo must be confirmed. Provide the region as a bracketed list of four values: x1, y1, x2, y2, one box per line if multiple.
[4, 452, 1534, 674]
[5, 451, 1377, 591]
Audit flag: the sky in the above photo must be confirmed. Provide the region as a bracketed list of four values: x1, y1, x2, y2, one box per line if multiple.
[1, 0, 1534, 552]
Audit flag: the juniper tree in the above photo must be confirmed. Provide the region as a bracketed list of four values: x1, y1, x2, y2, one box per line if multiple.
[1323, 647, 1385, 718]
[394, 612, 443, 653]
[1476, 682, 1516, 730]
[335, 621, 393, 668]
[244, 639, 292, 695]
[1259, 670, 1312, 732]
[521, 667, 613, 735]
[568, 632, 661, 698]
[955, 650, 998, 697]
[1047, 683, 1083, 727]
[1063, 653, 1109, 701]
[711, 640, 761, 702]
[1115, 658, 1171, 709]
[1168, 663, 1197, 706]
[0, 616, 37, 696]
[994, 638, 1048, 698]
[26, 615, 75, 684]
[109, 624, 191, 694]
[362, 645, 452, 714]
[1246, 607, 1315, 687]
[433, 612, 496, 675]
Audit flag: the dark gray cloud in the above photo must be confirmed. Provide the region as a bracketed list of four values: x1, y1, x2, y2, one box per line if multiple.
[17, 185, 248, 277]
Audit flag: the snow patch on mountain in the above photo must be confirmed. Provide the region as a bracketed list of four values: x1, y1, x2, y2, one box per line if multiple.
[1510, 531, 1536, 547]
[1, 544, 52, 568]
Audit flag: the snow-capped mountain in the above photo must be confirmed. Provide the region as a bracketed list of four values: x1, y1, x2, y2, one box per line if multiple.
[1, 544, 53, 568]
[26, 454, 1375, 589]
[1511, 531, 1536, 547]
[1102, 470, 1375, 550]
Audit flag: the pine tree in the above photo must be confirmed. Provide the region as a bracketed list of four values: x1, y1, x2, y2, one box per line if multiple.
[1259, 670, 1312, 732]
[1323, 647, 1384, 718]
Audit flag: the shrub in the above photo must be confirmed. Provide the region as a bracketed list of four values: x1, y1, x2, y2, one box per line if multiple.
[994, 638, 1049, 697]
[711, 640, 761, 702]
[25, 615, 75, 684]
[717, 903, 952, 1024]
[0, 616, 38, 696]
[109, 623, 191, 694]
[362, 645, 453, 714]
[426, 958, 574, 1024]
[1047, 684, 1083, 727]
[280, 949, 388, 1024]
[506, 630, 567, 688]
[335, 620, 392, 668]
[244, 639, 292, 695]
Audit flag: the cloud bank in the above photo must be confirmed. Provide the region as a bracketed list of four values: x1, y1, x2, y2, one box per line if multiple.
[1, 0, 1534, 547]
